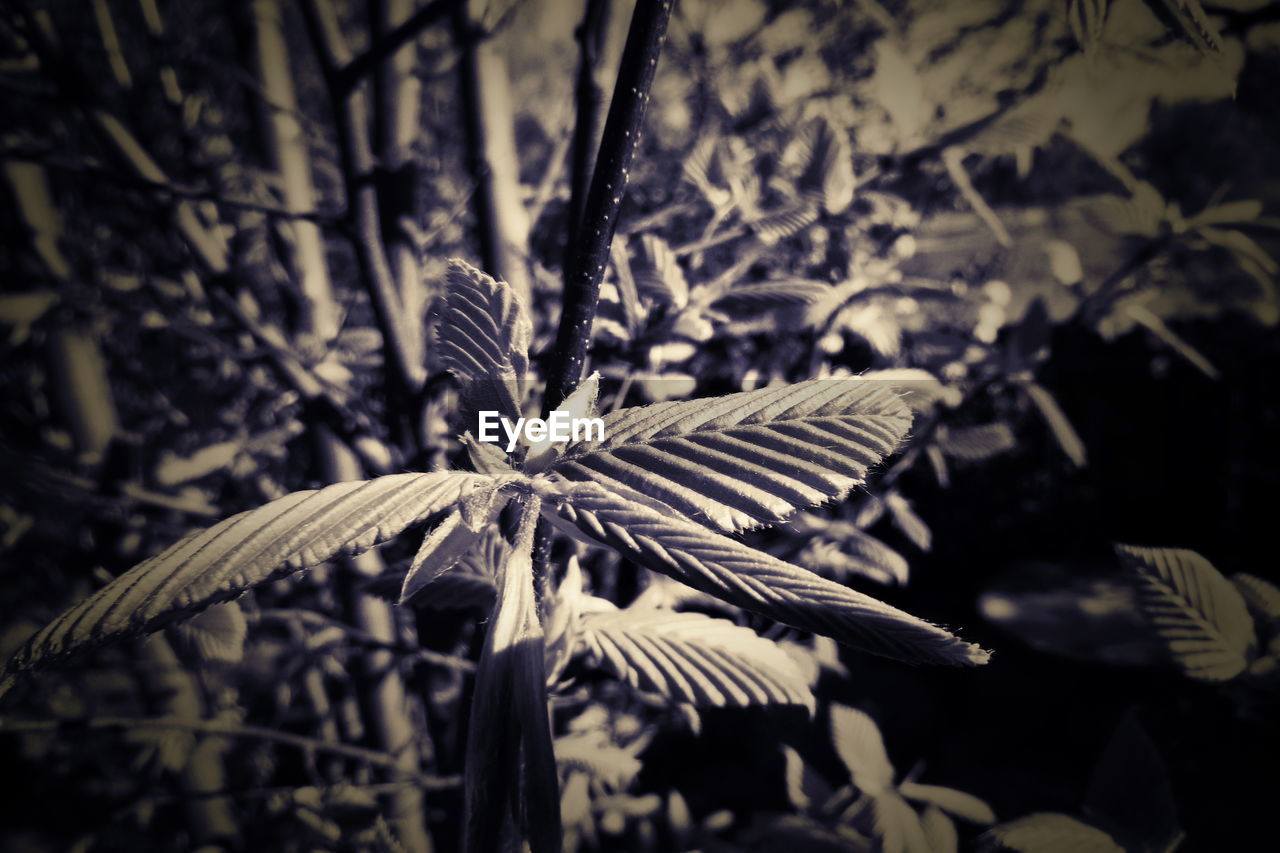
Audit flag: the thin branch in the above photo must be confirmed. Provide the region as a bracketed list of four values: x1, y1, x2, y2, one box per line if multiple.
[337, 0, 457, 93]
[0, 716, 457, 788]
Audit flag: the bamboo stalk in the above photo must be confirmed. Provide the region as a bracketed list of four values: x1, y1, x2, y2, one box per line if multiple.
[299, 0, 427, 394]
[454, 0, 533, 307]
[251, 0, 341, 344]
[372, 0, 428, 364]
[252, 6, 434, 849]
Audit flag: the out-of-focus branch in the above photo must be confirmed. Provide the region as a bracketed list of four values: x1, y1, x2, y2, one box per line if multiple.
[252, 7, 433, 849]
[10, 3, 231, 274]
[371, 0, 429, 383]
[300, 0, 427, 394]
[564, 0, 615, 267]
[339, 0, 455, 92]
[252, 0, 341, 344]
[454, 0, 533, 307]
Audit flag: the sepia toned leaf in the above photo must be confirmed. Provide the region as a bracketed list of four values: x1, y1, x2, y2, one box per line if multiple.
[1117, 544, 1255, 681]
[550, 378, 911, 533]
[632, 234, 689, 309]
[581, 608, 815, 711]
[1, 472, 489, 696]
[831, 704, 895, 795]
[921, 805, 958, 853]
[1231, 573, 1280, 626]
[436, 258, 532, 424]
[169, 601, 247, 665]
[938, 423, 1018, 462]
[899, 781, 996, 824]
[1025, 382, 1087, 467]
[544, 482, 989, 666]
[980, 812, 1123, 852]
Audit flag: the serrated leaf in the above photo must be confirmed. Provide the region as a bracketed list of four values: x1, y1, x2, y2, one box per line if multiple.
[436, 258, 532, 424]
[527, 373, 601, 473]
[830, 704, 895, 795]
[2, 472, 488, 696]
[632, 235, 689, 309]
[872, 791, 932, 853]
[609, 240, 644, 335]
[980, 813, 1123, 852]
[581, 609, 815, 711]
[1117, 545, 1255, 680]
[800, 526, 910, 587]
[899, 781, 996, 824]
[749, 201, 821, 246]
[713, 279, 833, 313]
[550, 378, 912, 534]
[544, 482, 987, 666]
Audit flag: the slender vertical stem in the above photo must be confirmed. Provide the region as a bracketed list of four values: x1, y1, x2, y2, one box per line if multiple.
[454, 0, 533, 307]
[545, 0, 675, 410]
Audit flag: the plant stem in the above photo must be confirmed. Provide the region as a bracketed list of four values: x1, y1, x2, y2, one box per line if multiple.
[545, 0, 675, 411]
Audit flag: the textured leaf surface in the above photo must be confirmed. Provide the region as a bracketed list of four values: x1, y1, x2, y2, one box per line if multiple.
[551, 378, 912, 534]
[544, 482, 986, 666]
[582, 609, 815, 711]
[1117, 544, 1255, 681]
[545, 483, 986, 666]
[980, 813, 1123, 853]
[2, 472, 487, 694]
[436, 258, 532, 423]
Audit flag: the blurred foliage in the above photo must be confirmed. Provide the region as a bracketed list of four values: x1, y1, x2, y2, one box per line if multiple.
[2, 0, 1279, 850]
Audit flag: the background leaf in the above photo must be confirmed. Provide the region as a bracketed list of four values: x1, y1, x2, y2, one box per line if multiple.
[1117, 544, 1256, 681]
[581, 608, 815, 711]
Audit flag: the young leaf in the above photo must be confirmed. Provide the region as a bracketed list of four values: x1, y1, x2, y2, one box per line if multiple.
[921, 805, 959, 853]
[1117, 545, 1256, 681]
[464, 494, 559, 853]
[2, 472, 489, 696]
[979, 813, 1123, 853]
[871, 790, 932, 853]
[544, 481, 987, 666]
[899, 781, 996, 824]
[581, 608, 816, 712]
[937, 423, 1017, 462]
[1082, 712, 1181, 852]
[632, 234, 689, 309]
[436, 258, 532, 424]
[830, 704, 895, 796]
[1025, 382, 1087, 467]
[550, 378, 912, 534]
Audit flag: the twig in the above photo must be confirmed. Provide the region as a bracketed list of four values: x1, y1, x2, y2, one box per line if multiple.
[0, 716, 457, 788]
[337, 0, 456, 93]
